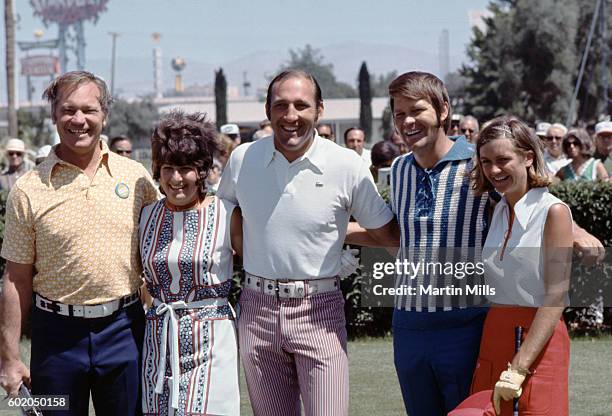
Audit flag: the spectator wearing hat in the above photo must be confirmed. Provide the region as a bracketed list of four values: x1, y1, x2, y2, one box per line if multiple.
[593, 120, 612, 174]
[542, 123, 571, 174]
[35, 145, 52, 165]
[534, 121, 551, 140]
[448, 113, 463, 136]
[0, 138, 34, 192]
[556, 128, 608, 182]
[220, 123, 241, 145]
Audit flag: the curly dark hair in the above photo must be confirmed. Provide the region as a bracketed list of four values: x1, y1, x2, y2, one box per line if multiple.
[151, 110, 219, 196]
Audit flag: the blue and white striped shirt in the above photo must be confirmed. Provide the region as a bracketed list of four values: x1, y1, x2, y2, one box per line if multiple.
[390, 136, 490, 312]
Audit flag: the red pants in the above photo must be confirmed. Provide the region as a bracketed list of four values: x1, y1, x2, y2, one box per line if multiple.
[470, 306, 569, 416]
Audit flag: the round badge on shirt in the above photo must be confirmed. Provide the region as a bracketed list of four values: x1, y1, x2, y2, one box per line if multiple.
[115, 182, 130, 199]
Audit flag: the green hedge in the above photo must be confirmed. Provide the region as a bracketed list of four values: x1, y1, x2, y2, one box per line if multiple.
[549, 181, 612, 335]
[549, 181, 612, 246]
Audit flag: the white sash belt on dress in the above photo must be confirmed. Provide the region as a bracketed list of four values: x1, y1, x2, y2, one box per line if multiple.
[152, 298, 229, 410]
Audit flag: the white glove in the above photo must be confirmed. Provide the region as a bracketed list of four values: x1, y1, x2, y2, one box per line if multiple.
[339, 248, 360, 278]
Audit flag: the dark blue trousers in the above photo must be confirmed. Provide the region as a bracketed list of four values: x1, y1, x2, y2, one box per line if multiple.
[393, 308, 487, 416]
[30, 301, 145, 416]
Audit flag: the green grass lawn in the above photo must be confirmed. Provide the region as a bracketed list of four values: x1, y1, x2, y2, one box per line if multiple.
[2, 337, 611, 415]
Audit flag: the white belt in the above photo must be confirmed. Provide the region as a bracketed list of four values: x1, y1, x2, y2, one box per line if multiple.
[153, 298, 229, 410]
[245, 273, 340, 298]
[34, 292, 140, 318]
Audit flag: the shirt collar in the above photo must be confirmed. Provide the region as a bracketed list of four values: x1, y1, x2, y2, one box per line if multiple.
[499, 187, 548, 229]
[264, 134, 326, 173]
[40, 140, 114, 185]
[437, 135, 474, 164]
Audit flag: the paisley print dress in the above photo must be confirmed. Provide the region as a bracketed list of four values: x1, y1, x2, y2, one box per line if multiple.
[139, 197, 239, 416]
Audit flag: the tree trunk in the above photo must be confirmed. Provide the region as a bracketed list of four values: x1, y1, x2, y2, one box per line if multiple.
[5, 0, 18, 136]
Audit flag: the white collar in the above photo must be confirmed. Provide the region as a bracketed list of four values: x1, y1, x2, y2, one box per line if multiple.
[499, 187, 548, 229]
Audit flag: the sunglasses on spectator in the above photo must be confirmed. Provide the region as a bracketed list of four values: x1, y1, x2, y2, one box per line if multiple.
[545, 136, 563, 142]
[461, 128, 474, 133]
[7, 151, 23, 157]
[564, 140, 581, 148]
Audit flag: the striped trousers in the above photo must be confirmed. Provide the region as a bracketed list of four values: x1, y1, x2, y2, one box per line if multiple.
[238, 288, 349, 416]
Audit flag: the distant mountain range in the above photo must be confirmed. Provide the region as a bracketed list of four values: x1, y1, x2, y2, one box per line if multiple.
[90, 41, 463, 98]
[4, 41, 464, 102]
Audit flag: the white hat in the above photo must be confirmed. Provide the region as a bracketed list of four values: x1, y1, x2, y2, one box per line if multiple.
[595, 120, 612, 136]
[5, 138, 25, 153]
[535, 122, 551, 136]
[451, 114, 463, 122]
[220, 123, 240, 135]
[36, 145, 52, 160]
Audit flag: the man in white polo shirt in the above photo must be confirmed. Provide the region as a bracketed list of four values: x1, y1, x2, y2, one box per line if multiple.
[218, 69, 398, 416]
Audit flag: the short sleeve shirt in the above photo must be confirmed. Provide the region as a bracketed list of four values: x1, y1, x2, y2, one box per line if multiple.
[1, 141, 159, 305]
[217, 135, 393, 280]
[390, 136, 490, 311]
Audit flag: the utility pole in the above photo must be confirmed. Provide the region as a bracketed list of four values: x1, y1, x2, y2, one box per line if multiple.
[566, 0, 602, 127]
[109, 31, 120, 97]
[5, 0, 18, 136]
[601, 0, 609, 116]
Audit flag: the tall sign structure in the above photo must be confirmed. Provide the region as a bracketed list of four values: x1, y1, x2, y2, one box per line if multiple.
[17, 31, 60, 102]
[152, 33, 163, 99]
[30, 0, 109, 73]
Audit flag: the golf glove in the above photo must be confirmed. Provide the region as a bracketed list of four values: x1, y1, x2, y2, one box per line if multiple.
[338, 248, 360, 278]
[493, 366, 526, 415]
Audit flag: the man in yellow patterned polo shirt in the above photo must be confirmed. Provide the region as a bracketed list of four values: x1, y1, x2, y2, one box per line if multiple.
[0, 71, 158, 415]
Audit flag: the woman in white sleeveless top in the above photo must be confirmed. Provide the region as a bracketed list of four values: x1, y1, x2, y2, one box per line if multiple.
[469, 116, 573, 415]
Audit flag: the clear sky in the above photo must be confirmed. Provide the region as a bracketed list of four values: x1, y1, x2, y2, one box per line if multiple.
[2, 0, 492, 99]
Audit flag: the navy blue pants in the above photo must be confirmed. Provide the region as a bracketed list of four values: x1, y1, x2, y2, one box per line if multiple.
[393, 308, 487, 416]
[30, 301, 145, 416]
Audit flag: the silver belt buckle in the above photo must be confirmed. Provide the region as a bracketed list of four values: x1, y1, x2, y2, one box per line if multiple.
[56, 303, 70, 316]
[277, 281, 306, 298]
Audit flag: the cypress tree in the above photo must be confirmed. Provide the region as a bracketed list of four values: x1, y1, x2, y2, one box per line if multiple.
[215, 68, 228, 127]
[358, 62, 372, 140]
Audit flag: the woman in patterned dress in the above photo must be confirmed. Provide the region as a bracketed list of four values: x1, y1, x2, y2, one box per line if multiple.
[140, 110, 242, 416]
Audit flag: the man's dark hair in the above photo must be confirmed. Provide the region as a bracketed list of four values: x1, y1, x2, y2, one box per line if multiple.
[371, 140, 400, 168]
[109, 135, 131, 150]
[343, 126, 365, 143]
[265, 70, 323, 119]
[151, 110, 220, 196]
